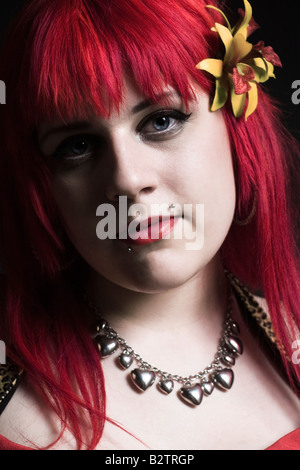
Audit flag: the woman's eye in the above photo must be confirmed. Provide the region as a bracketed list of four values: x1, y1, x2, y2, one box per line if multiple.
[52, 134, 98, 164]
[137, 110, 192, 141]
[68, 139, 90, 155]
[153, 116, 173, 131]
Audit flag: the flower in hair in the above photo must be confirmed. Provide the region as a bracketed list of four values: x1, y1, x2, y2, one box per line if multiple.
[196, 0, 282, 120]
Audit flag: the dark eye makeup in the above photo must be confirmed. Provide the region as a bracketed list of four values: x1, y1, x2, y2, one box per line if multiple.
[51, 134, 100, 161]
[137, 109, 192, 141]
[49, 108, 192, 166]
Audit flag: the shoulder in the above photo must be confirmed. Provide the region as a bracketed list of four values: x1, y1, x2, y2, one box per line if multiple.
[0, 373, 75, 449]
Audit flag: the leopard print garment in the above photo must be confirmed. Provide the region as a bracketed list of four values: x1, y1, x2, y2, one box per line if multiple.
[226, 270, 278, 345]
[0, 360, 22, 413]
[0, 272, 282, 413]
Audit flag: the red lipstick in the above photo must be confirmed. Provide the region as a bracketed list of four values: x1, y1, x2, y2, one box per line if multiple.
[118, 216, 177, 246]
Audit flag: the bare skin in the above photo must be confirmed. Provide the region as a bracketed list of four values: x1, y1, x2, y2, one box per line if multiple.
[1, 82, 299, 449]
[0, 289, 300, 450]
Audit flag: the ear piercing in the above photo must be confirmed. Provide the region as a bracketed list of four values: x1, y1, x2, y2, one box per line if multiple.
[128, 247, 133, 253]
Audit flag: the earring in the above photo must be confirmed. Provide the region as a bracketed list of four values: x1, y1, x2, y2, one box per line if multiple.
[233, 191, 257, 226]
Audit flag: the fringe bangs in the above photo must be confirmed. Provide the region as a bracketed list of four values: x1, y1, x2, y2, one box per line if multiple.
[20, 0, 217, 125]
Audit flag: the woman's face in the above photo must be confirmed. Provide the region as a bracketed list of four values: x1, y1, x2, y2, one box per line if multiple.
[38, 80, 236, 292]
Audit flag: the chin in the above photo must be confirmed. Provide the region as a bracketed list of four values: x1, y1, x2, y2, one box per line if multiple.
[119, 248, 211, 293]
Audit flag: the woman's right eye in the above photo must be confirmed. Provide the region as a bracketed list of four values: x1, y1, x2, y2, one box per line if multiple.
[52, 134, 99, 165]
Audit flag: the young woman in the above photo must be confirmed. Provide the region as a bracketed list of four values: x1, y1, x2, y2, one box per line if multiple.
[0, 0, 299, 450]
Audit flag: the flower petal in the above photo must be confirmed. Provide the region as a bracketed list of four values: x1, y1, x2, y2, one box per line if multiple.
[236, 63, 255, 81]
[234, 0, 253, 40]
[253, 41, 282, 67]
[196, 58, 223, 78]
[214, 23, 234, 64]
[211, 77, 228, 111]
[231, 88, 246, 118]
[250, 57, 270, 82]
[206, 5, 232, 31]
[233, 64, 255, 94]
[262, 46, 282, 67]
[245, 82, 258, 120]
[232, 34, 253, 62]
[266, 61, 275, 79]
[238, 8, 260, 37]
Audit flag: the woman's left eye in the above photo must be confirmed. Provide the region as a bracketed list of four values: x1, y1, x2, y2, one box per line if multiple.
[137, 110, 192, 141]
[52, 134, 99, 164]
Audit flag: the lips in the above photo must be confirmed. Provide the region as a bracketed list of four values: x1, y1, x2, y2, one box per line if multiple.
[117, 215, 177, 246]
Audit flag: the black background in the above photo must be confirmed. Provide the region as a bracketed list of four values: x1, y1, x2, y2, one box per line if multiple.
[0, 0, 299, 139]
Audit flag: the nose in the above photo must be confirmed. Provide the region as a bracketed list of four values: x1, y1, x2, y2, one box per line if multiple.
[104, 133, 158, 202]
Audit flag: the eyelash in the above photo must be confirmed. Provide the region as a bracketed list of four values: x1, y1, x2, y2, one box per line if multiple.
[52, 134, 99, 165]
[51, 109, 192, 165]
[137, 109, 192, 141]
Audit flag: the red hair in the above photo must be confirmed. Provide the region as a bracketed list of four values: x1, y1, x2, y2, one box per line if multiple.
[0, 0, 299, 449]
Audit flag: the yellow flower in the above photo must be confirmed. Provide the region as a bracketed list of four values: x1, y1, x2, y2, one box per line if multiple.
[196, 0, 281, 120]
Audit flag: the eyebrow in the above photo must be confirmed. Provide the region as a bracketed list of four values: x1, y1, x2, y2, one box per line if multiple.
[39, 121, 93, 147]
[39, 91, 182, 145]
[130, 91, 181, 114]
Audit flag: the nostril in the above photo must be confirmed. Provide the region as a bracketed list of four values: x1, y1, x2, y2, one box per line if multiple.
[143, 187, 155, 194]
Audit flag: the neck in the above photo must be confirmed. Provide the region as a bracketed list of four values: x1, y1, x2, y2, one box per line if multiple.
[84, 256, 228, 334]
[82, 257, 235, 380]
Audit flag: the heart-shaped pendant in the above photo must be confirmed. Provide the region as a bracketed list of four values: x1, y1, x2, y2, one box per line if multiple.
[201, 381, 214, 396]
[131, 369, 156, 391]
[225, 335, 243, 355]
[158, 379, 174, 394]
[221, 354, 236, 366]
[96, 335, 119, 358]
[180, 383, 203, 406]
[229, 321, 240, 335]
[95, 319, 108, 334]
[118, 353, 133, 369]
[213, 368, 234, 390]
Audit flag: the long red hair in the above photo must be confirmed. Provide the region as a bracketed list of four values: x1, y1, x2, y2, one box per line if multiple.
[0, 0, 299, 449]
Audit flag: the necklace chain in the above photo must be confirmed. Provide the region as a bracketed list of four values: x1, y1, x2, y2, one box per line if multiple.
[92, 295, 234, 384]
[83, 279, 244, 406]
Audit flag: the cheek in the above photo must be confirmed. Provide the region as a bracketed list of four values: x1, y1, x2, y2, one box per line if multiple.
[52, 174, 100, 244]
[178, 110, 236, 252]
[203, 121, 236, 249]
[202, 146, 235, 222]
[181, 114, 235, 209]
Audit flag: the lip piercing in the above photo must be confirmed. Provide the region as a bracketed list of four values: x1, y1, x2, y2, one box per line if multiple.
[127, 207, 175, 253]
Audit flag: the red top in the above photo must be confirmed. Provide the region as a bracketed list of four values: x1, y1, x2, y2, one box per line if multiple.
[0, 428, 300, 450]
[265, 427, 300, 450]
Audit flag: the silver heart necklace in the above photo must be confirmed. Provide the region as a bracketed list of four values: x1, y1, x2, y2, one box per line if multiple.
[86, 287, 243, 407]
